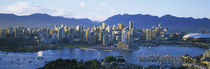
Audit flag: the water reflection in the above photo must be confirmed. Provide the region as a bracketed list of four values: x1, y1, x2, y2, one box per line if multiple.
[0, 46, 207, 69]
[37, 51, 43, 57]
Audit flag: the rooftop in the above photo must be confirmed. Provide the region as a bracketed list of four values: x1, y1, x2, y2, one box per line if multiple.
[183, 33, 210, 39]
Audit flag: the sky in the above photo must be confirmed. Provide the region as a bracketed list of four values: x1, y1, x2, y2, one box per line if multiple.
[0, 0, 209, 21]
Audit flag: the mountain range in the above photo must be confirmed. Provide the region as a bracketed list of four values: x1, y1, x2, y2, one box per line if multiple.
[0, 13, 98, 28]
[0, 13, 210, 32]
[104, 14, 210, 32]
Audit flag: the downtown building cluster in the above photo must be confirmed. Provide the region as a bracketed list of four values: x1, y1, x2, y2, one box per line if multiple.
[0, 21, 170, 49]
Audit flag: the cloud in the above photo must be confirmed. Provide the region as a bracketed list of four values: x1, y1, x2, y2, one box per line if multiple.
[72, 12, 108, 21]
[94, 15, 107, 21]
[0, 1, 114, 21]
[79, 2, 85, 7]
[110, 8, 117, 15]
[0, 1, 67, 16]
[47, 8, 66, 16]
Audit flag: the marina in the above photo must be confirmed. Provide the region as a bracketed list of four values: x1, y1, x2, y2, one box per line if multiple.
[0, 46, 207, 69]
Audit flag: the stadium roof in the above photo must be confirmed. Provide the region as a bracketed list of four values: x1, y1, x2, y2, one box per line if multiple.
[183, 33, 210, 39]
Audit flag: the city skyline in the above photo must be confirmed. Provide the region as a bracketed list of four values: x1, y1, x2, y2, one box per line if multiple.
[0, 0, 210, 21]
[0, 0, 209, 69]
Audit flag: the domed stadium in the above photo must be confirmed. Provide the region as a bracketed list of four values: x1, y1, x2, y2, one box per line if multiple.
[183, 33, 210, 42]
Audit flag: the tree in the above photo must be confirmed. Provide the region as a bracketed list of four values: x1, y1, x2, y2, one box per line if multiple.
[116, 58, 125, 62]
[104, 56, 116, 63]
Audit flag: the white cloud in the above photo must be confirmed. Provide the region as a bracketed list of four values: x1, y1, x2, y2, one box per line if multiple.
[0, 1, 113, 21]
[110, 8, 117, 15]
[79, 2, 85, 7]
[94, 15, 107, 21]
[72, 13, 108, 21]
[0, 1, 67, 16]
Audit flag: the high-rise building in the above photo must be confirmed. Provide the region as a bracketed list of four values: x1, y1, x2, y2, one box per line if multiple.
[129, 21, 133, 31]
[152, 30, 157, 40]
[121, 28, 128, 43]
[55, 24, 67, 39]
[98, 26, 103, 42]
[141, 28, 146, 40]
[128, 21, 134, 40]
[105, 26, 111, 33]
[102, 23, 106, 30]
[164, 28, 168, 32]
[117, 28, 130, 49]
[75, 25, 83, 32]
[102, 34, 113, 46]
[54, 25, 59, 31]
[146, 29, 152, 41]
[158, 24, 162, 30]
[85, 28, 90, 41]
[118, 23, 124, 30]
[112, 25, 117, 30]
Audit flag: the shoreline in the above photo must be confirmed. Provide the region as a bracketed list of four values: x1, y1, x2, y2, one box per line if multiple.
[0, 43, 209, 52]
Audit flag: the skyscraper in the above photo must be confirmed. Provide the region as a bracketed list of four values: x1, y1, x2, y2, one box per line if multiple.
[146, 29, 152, 41]
[102, 23, 106, 30]
[98, 26, 103, 42]
[85, 28, 90, 41]
[152, 30, 157, 40]
[121, 28, 128, 43]
[118, 23, 124, 30]
[128, 21, 134, 39]
[129, 21, 133, 31]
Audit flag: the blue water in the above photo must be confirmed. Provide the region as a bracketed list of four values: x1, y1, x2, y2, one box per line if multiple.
[0, 46, 207, 69]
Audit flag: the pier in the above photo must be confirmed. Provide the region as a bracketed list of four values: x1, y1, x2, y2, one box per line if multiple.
[137, 55, 208, 69]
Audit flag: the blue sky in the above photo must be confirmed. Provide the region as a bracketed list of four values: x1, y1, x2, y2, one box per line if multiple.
[0, 0, 209, 21]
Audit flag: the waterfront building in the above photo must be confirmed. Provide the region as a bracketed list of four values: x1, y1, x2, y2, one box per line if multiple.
[141, 28, 146, 40]
[146, 29, 152, 41]
[128, 21, 134, 44]
[183, 33, 210, 42]
[117, 41, 129, 49]
[0, 21, 170, 49]
[85, 28, 90, 41]
[117, 27, 131, 49]
[129, 21, 133, 32]
[121, 28, 128, 43]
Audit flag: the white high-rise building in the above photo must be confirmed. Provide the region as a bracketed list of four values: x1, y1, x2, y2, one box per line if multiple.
[146, 29, 152, 41]
[102, 23, 106, 30]
[121, 28, 128, 43]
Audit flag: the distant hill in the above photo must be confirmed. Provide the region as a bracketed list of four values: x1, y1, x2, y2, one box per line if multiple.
[0, 13, 210, 32]
[0, 13, 99, 28]
[103, 14, 210, 32]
